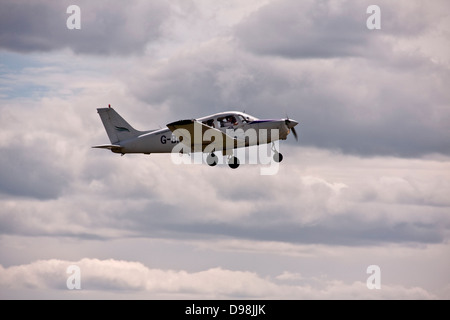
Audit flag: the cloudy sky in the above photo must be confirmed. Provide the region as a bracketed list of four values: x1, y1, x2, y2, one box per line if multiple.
[1, 0, 449, 299]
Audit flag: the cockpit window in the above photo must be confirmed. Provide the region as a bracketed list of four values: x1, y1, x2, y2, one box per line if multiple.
[239, 113, 257, 123]
[218, 116, 238, 128]
[238, 115, 248, 123]
[202, 119, 215, 128]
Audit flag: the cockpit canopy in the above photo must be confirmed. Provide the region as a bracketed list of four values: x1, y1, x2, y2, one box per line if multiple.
[198, 112, 258, 129]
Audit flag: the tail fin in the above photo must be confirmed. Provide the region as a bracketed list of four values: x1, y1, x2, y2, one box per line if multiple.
[97, 107, 143, 144]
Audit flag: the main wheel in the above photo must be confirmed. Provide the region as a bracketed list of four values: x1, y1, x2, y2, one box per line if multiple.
[228, 156, 240, 169]
[206, 153, 218, 167]
[273, 152, 283, 163]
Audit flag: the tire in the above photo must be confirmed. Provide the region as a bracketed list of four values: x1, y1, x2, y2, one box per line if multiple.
[273, 152, 283, 163]
[228, 156, 240, 169]
[207, 153, 218, 166]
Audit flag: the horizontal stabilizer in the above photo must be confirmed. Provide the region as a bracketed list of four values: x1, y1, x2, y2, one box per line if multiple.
[92, 144, 122, 153]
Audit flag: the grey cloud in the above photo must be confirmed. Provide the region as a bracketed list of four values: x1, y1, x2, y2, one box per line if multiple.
[100, 178, 450, 247]
[234, 0, 443, 60]
[165, 218, 445, 247]
[127, 43, 254, 118]
[127, 39, 450, 157]
[0, 145, 448, 274]
[116, 0, 450, 158]
[235, 0, 370, 59]
[0, 145, 69, 199]
[0, 0, 169, 55]
[125, 194, 448, 246]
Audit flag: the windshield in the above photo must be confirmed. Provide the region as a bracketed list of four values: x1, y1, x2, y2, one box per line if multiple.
[238, 113, 258, 123]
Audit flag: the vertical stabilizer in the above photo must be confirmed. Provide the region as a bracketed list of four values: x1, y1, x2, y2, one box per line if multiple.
[97, 107, 143, 143]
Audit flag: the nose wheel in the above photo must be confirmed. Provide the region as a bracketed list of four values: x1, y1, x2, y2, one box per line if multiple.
[272, 142, 283, 163]
[273, 152, 283, 163]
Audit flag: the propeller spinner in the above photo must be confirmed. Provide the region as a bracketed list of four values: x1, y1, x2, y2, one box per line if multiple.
[285, 118, 299, 141]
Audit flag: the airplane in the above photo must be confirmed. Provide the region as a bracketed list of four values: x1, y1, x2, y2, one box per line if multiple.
[93, 105, 298, 169]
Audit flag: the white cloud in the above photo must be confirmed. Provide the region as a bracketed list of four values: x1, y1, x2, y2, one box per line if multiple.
[276, 271, 304, 281]
[0, 258, 438, 299]
[235, 0, 449, 60]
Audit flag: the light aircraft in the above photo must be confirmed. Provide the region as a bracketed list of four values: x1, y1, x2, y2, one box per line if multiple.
[93, 105, 298, 169]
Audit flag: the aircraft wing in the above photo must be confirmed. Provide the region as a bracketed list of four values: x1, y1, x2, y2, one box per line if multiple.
[166, 119, 242, 153]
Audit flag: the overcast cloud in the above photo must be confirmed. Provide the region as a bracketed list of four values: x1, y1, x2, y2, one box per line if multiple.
[1, 0, 449, 299]
[0, 0, 169, 55]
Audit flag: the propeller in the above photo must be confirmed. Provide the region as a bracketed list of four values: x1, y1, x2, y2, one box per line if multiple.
[285, 118, 298, 141]
[292, 126, 298, 141]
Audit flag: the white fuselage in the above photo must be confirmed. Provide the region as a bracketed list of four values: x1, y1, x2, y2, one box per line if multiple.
[116, 111, 295, 154]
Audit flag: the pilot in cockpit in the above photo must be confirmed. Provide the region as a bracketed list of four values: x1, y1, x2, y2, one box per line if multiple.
[220, 116, 238, 128]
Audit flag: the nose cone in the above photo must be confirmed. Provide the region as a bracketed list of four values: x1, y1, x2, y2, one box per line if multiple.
[285, 119, 298, 129]
[284, 118, 299, 141]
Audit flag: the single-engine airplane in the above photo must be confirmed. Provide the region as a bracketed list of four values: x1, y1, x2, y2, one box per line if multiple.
[93, 106, 298, 169]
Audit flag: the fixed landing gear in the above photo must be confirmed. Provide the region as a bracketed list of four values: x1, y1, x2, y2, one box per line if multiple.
[273, 152, 283, 163]
[206, 152, 218, 167]
[207, 152, 240, 169]
[272, 142, 283, 163]
[207, 149, 284, 169]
